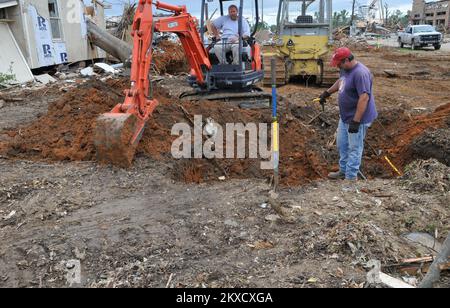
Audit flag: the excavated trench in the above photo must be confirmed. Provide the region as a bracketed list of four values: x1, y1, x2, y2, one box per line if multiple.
[1, 75, 449, 186]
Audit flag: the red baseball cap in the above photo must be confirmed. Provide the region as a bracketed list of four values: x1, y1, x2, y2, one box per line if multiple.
[331, 47, 352, 67]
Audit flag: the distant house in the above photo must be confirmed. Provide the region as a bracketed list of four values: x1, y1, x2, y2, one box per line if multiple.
[412, 0, 450, 30]
[0, 0, 109, 83]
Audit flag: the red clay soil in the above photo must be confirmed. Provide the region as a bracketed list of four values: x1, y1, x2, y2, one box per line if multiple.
[0, 78, 329, 185]
[0, 80, 120, 161]
[366, 103, 450, 176]
[0, 78, 449, 185]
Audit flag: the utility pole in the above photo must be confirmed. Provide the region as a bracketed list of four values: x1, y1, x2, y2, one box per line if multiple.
[319, 0, 325, 23]
[261, 0, 264, 25]
[350, 0, 356, 26]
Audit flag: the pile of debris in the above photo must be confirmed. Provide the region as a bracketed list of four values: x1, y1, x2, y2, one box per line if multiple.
[401, 159, 450, 193]
[152, 40, 188, 75]
[333, 36, 375, 50]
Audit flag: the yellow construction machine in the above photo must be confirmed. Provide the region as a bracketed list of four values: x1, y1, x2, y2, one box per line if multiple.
[264, 0, 337, 86]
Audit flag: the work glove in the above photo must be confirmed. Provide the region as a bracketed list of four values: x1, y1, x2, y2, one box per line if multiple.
[348, 120, 361, 134]
[319, 91, 331, 104]
[319, 91, 331, 111]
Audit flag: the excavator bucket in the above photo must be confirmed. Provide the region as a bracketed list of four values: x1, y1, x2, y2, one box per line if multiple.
[94, 113, 145, 168]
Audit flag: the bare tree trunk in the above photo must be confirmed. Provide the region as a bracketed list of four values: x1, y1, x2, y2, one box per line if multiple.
[419, 232, 450, 288]
[86, 19, 132, 63]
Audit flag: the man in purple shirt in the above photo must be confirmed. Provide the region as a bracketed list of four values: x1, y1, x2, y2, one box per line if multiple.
[319, 47, 378, 181]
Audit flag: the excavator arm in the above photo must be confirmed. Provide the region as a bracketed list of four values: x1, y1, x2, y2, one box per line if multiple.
[94, 0, 212, 167]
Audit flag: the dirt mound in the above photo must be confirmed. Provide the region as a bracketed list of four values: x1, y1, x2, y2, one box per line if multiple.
[410, 128, 450, 166]
[1, 79, 123, 161]
[366, 103, 450, 176]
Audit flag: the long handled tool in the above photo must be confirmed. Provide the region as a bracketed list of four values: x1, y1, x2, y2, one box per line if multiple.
[312, 97, 325, 112]
[271, 58, 280, 191]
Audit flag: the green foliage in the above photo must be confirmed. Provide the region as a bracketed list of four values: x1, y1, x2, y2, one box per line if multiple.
[270, 24, 277, 33]
[255, 20, 270, 31]
[386, 10, 411, 28]
[0, 64, 16, 87]
[333, 9, 350, 27]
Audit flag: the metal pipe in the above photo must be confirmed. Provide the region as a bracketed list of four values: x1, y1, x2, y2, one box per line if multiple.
[251, 0, 260, 37]
[271, 58, 279, 191]
[320, 0, 325, 23]
[327, 0, 333, 44]
[200, 0, 205, 42]
[276, 0, 283, 35]
[238, 0, 243, 68]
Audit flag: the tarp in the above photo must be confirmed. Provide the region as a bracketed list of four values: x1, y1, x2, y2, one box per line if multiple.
[28, 5, 68, 67]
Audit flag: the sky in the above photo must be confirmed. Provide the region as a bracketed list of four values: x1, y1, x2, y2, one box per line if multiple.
[102, 0, 414, 24]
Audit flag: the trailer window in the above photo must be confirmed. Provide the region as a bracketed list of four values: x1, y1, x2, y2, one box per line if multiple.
[48, 0, 62, 40]
[0, 8, 7, 19]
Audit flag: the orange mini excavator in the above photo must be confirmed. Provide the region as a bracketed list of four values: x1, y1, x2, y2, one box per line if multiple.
[94, 0, 267, 167]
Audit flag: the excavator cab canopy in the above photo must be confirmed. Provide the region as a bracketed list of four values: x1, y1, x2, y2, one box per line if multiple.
[275, 0, 333, 38]
[194, 0, 264, 90]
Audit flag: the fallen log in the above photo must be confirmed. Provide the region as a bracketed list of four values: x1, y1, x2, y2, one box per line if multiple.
[86, 19, 132, 63]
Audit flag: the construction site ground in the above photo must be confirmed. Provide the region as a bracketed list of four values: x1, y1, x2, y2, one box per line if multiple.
[0, 45, 449, 288]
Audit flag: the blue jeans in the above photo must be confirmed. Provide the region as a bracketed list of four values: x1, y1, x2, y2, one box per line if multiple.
[336, 119, 371, 180]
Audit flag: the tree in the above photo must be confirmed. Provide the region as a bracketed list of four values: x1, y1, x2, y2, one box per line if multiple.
[385, 10, 411, 28]
[87, 19, 132, 63]
[384, 3, 390, 24]
[314, 11, 320, 22]
[332, 9, 351, 28]
[256, 21, 270, 31]
[339, 9, 350, 24]
[270, 24, 278, 33]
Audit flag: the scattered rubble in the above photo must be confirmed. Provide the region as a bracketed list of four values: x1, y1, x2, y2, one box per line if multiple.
[0, 35, 449, 288]
[401, 159, 450, 193]
[35, 74, 57, 85]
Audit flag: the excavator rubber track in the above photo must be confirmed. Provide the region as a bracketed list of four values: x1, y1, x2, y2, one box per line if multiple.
[180, 89, 272, 109]
[263, 56, 287, 86]
[94, 113, 145, 168]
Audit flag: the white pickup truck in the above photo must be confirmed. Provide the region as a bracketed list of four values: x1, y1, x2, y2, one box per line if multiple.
[398, 25, 443, 50]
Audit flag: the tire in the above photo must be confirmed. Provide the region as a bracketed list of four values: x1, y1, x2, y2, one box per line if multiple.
[434, 44, 441, 50]
[398, 38, 404, 48]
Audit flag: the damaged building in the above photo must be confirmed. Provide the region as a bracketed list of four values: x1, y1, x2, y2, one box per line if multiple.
[0, 0, 108, 83]
[412, 0, 450, 30]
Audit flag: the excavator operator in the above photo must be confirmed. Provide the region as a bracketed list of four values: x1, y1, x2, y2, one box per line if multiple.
[211, 5, 250, 65]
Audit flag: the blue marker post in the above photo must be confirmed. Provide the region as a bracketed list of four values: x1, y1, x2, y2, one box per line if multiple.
[271, 58, 279, 191]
